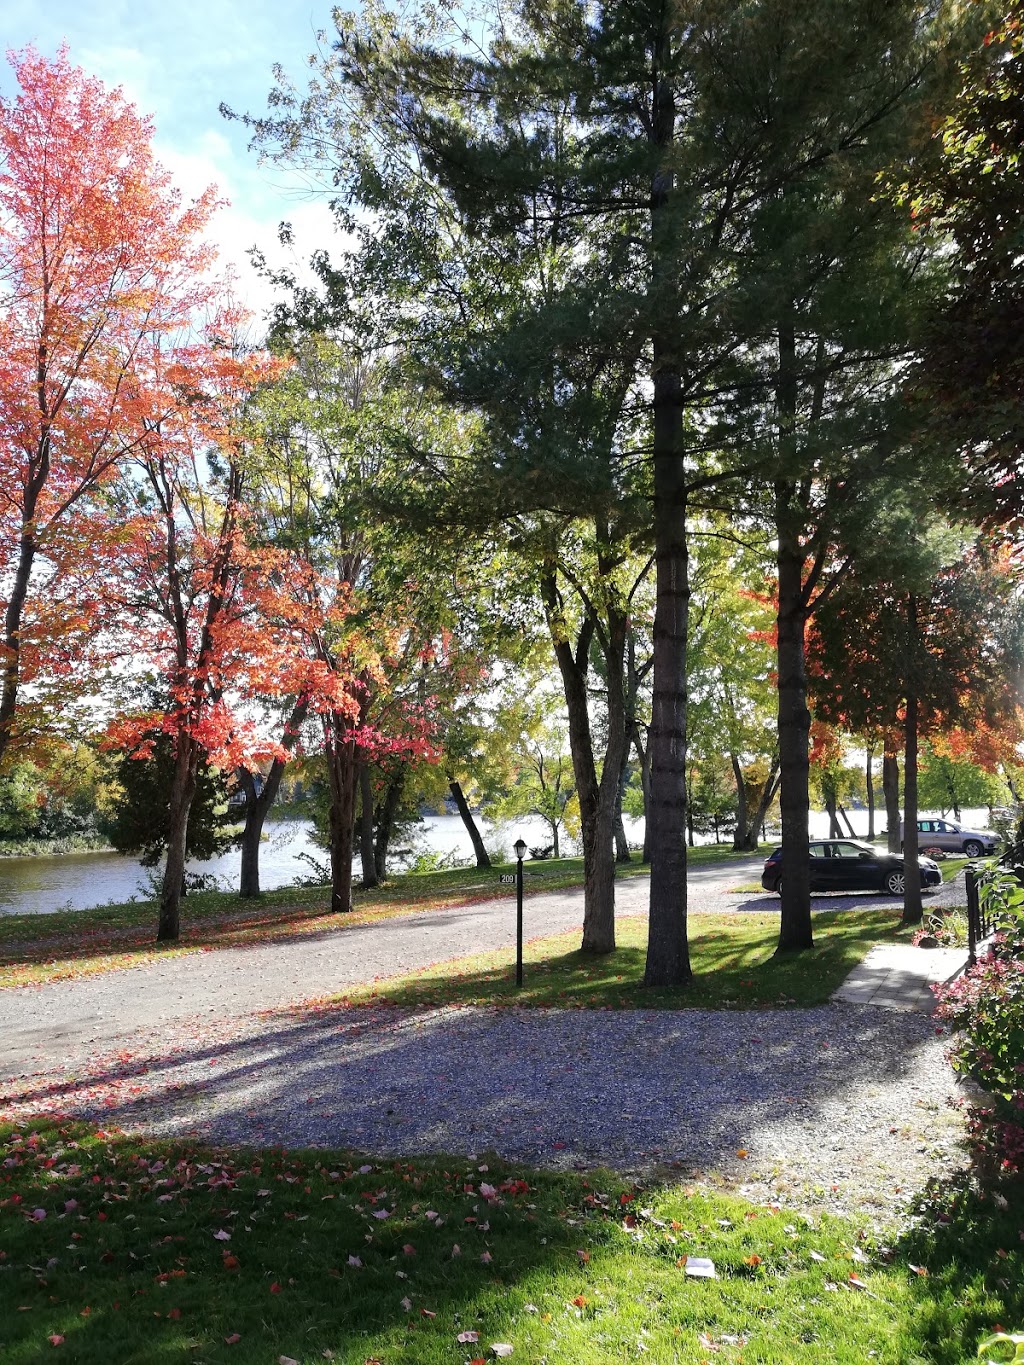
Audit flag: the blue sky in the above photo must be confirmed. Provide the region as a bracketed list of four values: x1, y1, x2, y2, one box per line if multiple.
[0, 0, 342, 320]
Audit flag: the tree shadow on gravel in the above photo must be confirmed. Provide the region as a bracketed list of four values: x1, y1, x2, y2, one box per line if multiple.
[4, 980, 954, 1193]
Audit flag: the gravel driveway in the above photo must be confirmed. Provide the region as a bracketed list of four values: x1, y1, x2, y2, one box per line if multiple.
[1, 862, 969, 1226]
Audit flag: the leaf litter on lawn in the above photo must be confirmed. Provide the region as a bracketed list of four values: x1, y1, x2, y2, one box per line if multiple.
[1, 1116, 1008, 1363]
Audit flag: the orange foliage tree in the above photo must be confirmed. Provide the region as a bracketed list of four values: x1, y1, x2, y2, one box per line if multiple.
[0, 47, 223, 766]
[102, 338, 357, 942]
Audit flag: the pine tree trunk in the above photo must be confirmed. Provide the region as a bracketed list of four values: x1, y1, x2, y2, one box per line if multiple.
[883, 748, 901, 853]
[359, 762, 378, 888]
[159, 736, 199, 942]
[775, 522, 813, 953]
[449, 779, 490, 868]
[865, 746, 876, 841]
[643, 44, 691, 987]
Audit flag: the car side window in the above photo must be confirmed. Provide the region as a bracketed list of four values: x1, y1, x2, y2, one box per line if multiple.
[809, 843, 825, 859]
[918, 820, 932, 834]
[936, 821, 952, 833]
[836, 843, 861, 857]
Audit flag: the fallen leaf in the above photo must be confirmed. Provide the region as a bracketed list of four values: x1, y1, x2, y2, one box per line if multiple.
[222, 1254, 240, 1271]
[491, 1346, 513, 1358]
[684, 1257, 717, 1279]
[401, 1296, 412, 1312]
[736, 1149, 748, 1159]
[576, 1249, 590, 1263]
[347, 1255, 362, 1268]
[744, 1254, 761, 1267]
[810, 1251, 827, 1262]
[480, 1250, 493, 1264]
[269, 1283, 281, 1294]
[420, 1307, 436, 1319]
[279, 1356, 300, 1365]
[572, 1295, 589, 1308]
[457, 1331, 480, 1343]
[213, 1229, 231, 1242]
[402, 1243, 416, 1256]
[48, 1336, 64, 1347]
[224, 1334, 241, 1346]
[908, 1264, 929, 1277]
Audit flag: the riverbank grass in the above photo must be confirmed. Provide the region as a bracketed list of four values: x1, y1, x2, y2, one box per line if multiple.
[1, 1117, 1017, 1365]
[307, 910, 910, 1013]
[0, 847, 749, 989]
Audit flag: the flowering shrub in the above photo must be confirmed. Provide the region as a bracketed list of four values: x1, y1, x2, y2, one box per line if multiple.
[934, 867, 1024, 1176]
[911, 909, 969, 947]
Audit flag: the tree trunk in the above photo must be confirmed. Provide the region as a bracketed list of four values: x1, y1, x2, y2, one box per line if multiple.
[837, 804, 856, 839]
[614, 752, 631, 862]
[775, 520, 813, 953]
[373, 765, 406, 882]
[540, 559, 624, 955]
[883, 748, 901, 853]
[0, 522, 37, 770]
[824, 788, 840, 838]
[731, 753, 749, 851]
[635, 727, 652, 864]
[449, 779, 490, 868]
[238, 698, 309, 897]
[159, 735, 199, 941]
[902, 596, 923, 926]
[643, 367, 690, 978]
[865, 746, 876, 841]
[359, 762, 378, 888]
[325, 722, 357, 915]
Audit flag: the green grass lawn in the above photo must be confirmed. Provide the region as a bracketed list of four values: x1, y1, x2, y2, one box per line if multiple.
[308, 910, 910, 1014]
[0, 848, 752, 989]
[0, 1119, 1017, 1365]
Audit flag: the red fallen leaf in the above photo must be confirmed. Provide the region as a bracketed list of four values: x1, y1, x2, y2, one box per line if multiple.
[736, 1149, 749, 1159]
[402, 1243, 416, 1256]
[168, 1308, 181, 1320]
[224, 1333, 241, 1345]
[222, 1255, 240, 1270]
[745, 1254, 762, 1267]
[576, 1249, 590, 1262]
[572, 1295, 589, 1308]
[270, 1283, 281, 1294]
[623, 1214, 637, 1228]
[908, 1264, 929, 1277]
[48, 1335, 64, 1347]
[420, 1307, 436, 1318]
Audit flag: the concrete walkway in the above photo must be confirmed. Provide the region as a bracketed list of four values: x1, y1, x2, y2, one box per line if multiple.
[832, 942, 968, 1012]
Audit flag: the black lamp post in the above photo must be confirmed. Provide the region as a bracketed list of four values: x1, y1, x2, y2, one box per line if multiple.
[513, 837, 527, 986]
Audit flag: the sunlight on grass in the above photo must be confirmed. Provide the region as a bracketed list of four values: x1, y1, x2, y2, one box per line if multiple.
[1, 1118, 1016, 1365]
[315, 911, 910, 1013]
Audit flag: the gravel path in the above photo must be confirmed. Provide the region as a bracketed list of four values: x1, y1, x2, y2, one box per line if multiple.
[1, 1001, 965, 1227]
[1, 864, 971, 1226]
[0, 861, 764, 1076]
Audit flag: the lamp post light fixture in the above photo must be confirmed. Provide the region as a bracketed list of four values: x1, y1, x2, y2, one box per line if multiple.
[513, 838, 527, 986]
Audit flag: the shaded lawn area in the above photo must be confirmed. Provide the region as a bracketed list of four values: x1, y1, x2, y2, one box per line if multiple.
[0, 850, 698, 990]
[0, 1118, 1018, 1365]
[312, 910, 912, 1013]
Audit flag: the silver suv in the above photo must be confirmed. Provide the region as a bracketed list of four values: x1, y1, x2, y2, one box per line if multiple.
[899, 818, 999, 858]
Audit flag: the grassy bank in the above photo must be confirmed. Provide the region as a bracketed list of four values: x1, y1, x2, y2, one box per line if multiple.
[0, 848, 751, 989]
[307, 910, 910, 1014]
[0, 1118, 1017, 1365]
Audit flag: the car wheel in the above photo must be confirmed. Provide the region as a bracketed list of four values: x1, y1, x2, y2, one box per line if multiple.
[775, 877, 783, 898]
[885, 870, 905, 896]
[963, 839, 984, 858]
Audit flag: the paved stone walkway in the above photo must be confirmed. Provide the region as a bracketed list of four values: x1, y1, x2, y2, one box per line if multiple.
[832, 942, 967, 1012]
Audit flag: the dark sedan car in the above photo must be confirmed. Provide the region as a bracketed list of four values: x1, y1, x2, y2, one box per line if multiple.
[761, 839, 942, 897]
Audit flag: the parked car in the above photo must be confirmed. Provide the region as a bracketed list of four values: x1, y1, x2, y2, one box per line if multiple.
[898, 818, 999, 858]
[761, 839, 942, 897]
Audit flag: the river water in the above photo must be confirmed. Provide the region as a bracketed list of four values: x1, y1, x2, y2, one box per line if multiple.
[0, 813, 591, 917]
[0, 805, 995, 917]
